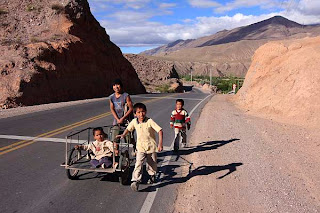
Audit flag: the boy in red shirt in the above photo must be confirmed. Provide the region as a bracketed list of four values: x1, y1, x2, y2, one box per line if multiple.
[170, 99, 191, 151]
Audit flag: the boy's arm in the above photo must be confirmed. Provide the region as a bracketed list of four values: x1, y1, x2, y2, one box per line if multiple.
[121, 95, 133, 122]
[116, 119, 135, 138]
[110, 99, 120, 123]
[185, 110, 191, 130]
[170, 111, 175, 128]
[158, 130, 163, 152]
[75, 144, 89, 150]
[117, 129, 129, 138]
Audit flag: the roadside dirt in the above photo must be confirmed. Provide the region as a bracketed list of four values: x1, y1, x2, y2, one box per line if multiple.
[174, 95, 320, 213]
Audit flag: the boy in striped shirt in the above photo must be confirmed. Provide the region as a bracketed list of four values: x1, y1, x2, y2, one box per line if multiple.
[170, 99, 191, 151]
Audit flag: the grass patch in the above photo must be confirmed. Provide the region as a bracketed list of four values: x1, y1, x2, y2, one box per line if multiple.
[0, 8, 8, 15]
[30, 37, 41, 43]
[26, 4, 36, 12]
[155, 84, 175, 93]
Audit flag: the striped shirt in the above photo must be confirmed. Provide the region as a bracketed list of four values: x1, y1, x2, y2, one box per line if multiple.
[170, 109, 191, 129]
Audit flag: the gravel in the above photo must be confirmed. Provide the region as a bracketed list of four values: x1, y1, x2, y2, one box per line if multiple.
[174, 95, 320, 213]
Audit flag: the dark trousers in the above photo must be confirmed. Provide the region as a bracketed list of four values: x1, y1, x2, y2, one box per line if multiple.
[90, 156, 112, 168]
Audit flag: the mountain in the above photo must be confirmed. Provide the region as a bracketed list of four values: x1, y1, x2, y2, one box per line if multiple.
[140, 16, 320, 77]
[0, 0, 145, 108]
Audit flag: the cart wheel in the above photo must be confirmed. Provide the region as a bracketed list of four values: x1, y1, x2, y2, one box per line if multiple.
[119, 151, 130, 185]
[66, 148, 81, 180]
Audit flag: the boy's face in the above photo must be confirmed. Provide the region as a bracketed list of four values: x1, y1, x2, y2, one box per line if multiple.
[94, 130, 105, 142]
[112, 84, 121, 93]
[176, 101, 183, 110]
[135, 108, 146, 121]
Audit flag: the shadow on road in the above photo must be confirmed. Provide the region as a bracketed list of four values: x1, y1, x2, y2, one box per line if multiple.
[141, 162, 243, 192]
[183, 85, 193, 92]
[140, 138, 242, 192]
[158, 138, 240, 158]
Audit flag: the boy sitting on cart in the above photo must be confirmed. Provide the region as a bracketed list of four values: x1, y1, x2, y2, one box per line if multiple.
[75, 127, 118, 169]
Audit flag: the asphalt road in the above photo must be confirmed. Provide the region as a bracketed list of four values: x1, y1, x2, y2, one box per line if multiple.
[0, 89, 211, 213]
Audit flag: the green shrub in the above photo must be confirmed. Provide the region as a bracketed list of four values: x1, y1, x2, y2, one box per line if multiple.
[51, 4, 64, 13]
[30, 37, 40, 43]
[26, 4, 36, 12]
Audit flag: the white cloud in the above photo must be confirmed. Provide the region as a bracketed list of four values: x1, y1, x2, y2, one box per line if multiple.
[159, 3, 177, 9]
[90, 0, 150, 9]
[297, 0, 320, 15]
[214, 0, 279, 13]
[109, 11, 153, 22]
[189, 0, 221, 8]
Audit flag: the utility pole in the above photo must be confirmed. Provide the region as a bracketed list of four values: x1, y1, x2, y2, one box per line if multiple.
[209, 66, 212, 86]
[190, 66, 193, 83]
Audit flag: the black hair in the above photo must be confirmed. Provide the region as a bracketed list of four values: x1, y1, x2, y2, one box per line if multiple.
[133, 103, 147, 113]
[176, 99, 184, 106]
[113, 79, 123, 87]
[92, 127, 105, 136]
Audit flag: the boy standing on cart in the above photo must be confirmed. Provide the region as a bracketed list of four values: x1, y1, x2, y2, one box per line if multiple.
[170, 99, 191, 151]
[118, 103, 163, 192]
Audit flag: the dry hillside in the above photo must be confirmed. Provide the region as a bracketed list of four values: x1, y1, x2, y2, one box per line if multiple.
[124, 54, 183, 93]
[0, 0, 145, 108]
[234, 36, 320, 128]
[141, 16, 320, 78]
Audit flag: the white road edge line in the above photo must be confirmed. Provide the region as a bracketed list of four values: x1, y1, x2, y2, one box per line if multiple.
[0, 135, 72, 143]
[139, 94, 213, 213]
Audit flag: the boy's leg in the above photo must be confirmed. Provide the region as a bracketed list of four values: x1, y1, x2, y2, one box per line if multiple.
[146, 152, 157, 177]
[181, 129, 187, 147]
[90, 159, 100, 168]
[146, 152, 157, 184]
[99, 157, 112, 168]
[132, 151, 146, 182]
[174, 128, 180, 151]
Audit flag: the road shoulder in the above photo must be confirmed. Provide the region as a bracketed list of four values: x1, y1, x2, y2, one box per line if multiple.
[173, 94, 320, 213]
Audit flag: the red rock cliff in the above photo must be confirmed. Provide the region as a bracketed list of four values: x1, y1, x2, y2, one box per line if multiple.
[0, 0, 145, 108]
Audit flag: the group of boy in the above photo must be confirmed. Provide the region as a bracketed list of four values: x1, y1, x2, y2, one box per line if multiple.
[76, 79, 191, 192]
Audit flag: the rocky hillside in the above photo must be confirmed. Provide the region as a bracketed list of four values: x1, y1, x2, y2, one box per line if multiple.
[234, 36, 320, 128]
[141, 16, 320, 77]
[124, 54, 183, 93]
[0, 0, 145, 108]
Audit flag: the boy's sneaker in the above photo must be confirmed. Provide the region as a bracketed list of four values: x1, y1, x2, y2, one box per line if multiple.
[130, 181, 139, 192]
[147, 175, 156, 184]
[181, 142, 186, 148]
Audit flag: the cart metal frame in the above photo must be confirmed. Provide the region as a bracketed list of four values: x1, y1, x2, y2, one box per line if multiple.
[60, 125, 132, 185]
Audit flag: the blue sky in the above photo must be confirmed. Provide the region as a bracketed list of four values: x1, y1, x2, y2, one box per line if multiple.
[88, 0, 320, 53]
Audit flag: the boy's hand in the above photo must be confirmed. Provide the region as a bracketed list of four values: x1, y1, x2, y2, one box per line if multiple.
[187, 123, 191, 130]
[158, 145, 163, 152]
[114, 149, 119, 156]
[116, 134, 123, 139]
[75, 145, 80, 150]
[170, 124, 173, 129]
[118, 117, 125, 124]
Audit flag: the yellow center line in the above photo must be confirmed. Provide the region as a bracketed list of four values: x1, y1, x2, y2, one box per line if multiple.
[0, 94, 177, 156]
[0, 112, 110, 151]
